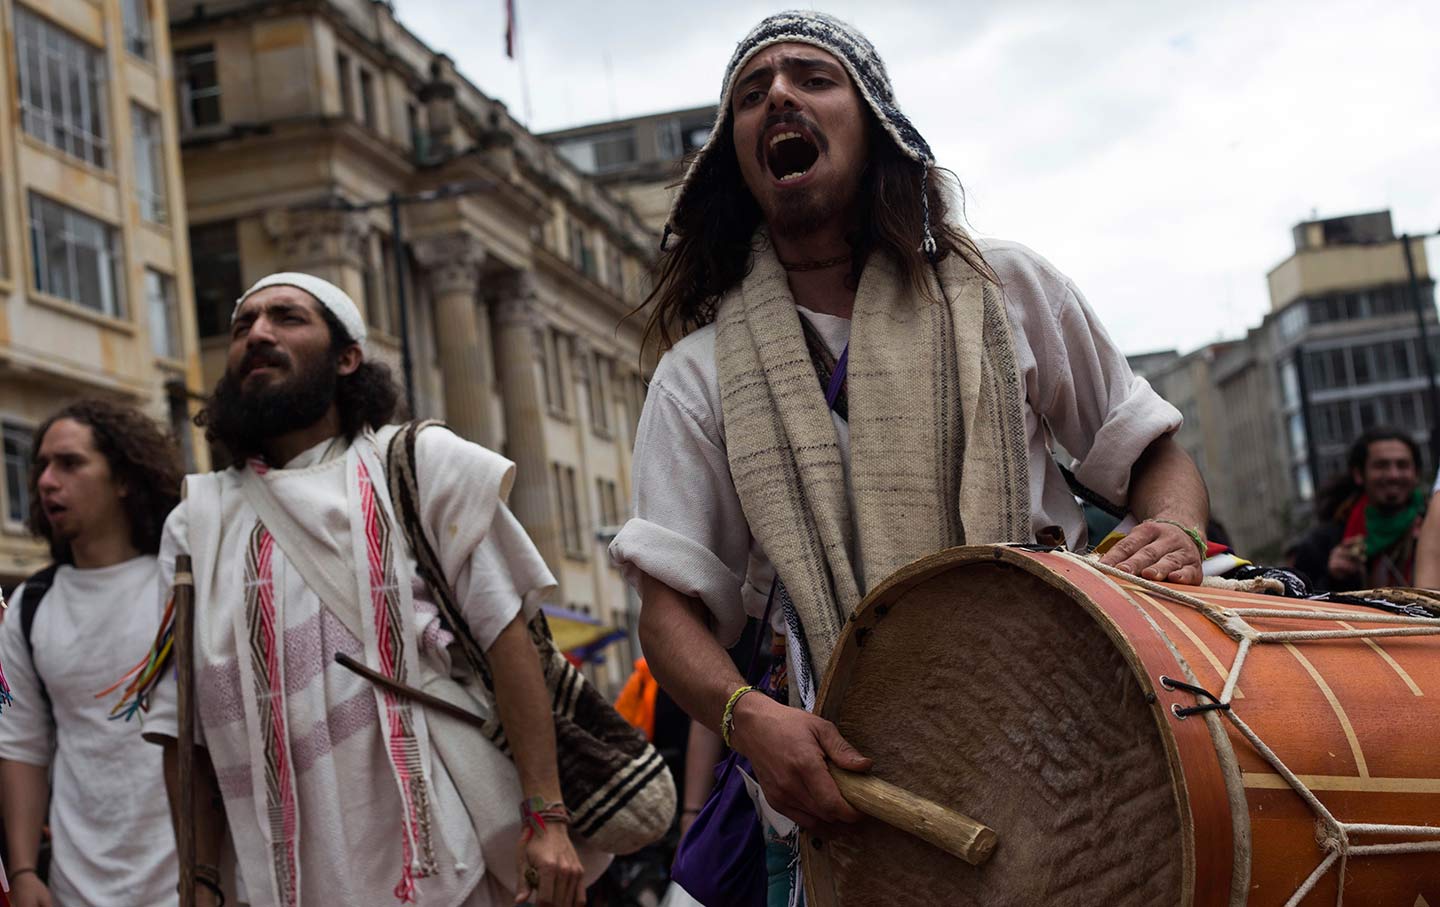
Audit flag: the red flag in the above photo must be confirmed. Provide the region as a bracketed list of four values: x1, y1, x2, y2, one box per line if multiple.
[504, 0, 516, 59]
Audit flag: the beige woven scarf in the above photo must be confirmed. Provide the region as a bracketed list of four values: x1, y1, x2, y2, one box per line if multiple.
[716, 241, 1031, 676]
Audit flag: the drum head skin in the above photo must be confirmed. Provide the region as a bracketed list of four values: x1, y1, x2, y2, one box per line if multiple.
[804, 548, 1189, 907]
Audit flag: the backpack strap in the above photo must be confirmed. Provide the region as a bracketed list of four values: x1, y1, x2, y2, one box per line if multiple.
[19, 563, 60, 708]
[385, 420, 505, 736]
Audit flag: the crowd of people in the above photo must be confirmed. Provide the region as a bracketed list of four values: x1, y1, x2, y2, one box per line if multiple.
[0, 9, 1434, 907]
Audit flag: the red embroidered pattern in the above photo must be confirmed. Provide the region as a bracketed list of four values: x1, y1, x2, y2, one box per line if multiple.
[357, 460, 437, 901]
[245, 525, 298, 907]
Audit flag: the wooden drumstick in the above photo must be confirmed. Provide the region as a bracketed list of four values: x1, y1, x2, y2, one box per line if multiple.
[829, 766, 998, 866]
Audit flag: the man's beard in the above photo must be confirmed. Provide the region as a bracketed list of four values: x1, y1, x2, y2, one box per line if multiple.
[206, 348, 337, 460]
[763, 185, 847, 239]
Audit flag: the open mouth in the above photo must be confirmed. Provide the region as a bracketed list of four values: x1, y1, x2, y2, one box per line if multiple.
[766, 130, 820, 183]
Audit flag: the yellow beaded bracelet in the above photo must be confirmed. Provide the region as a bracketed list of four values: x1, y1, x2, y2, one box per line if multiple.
[721, 684, 759, 748]
[1147, 518, 1207, 558]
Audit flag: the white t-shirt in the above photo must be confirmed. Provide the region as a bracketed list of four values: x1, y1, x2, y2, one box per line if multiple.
[0, 557, 179, 907]
[609, 239, 1184, 647]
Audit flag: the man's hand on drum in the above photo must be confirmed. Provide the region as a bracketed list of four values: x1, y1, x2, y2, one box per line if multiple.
[1099, 518, 1204, 585]
[728, 691, 871, 833]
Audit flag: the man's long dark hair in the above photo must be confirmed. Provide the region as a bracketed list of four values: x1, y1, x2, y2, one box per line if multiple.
[639, 109, 997, 352]
[196, 307, 401, 468]
[27, 398, 183, 563]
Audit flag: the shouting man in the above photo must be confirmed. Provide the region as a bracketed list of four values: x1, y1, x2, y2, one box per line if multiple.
[609, 10, 1209, 899]
[142, 273, 588, 906]
[0, 400, 182, 907]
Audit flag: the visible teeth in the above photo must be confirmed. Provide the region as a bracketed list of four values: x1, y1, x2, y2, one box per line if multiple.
[779, 171, 807, 182]
[770, 131, 803, 148]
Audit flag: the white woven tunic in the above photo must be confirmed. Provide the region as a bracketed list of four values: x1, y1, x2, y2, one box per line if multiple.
[610, 239, 1182, 647]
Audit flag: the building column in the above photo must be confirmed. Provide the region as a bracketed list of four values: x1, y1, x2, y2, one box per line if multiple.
[414, 234, 493, 444]
[493, 273, 564, 578]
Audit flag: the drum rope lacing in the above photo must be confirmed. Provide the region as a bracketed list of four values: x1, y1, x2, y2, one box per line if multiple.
[1062, 553, 1440, 907]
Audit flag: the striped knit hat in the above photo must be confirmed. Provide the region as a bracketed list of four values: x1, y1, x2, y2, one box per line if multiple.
[666, 10, 938, 255]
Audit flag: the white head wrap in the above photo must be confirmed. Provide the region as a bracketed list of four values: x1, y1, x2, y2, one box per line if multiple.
[232, 272, 367, 353]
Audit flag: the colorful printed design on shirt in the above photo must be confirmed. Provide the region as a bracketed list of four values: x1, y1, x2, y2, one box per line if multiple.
[357, 459, 438, 900]
[244, 523, 299, 907]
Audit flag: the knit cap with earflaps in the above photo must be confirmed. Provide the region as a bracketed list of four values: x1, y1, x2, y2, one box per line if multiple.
[665, 10, 940, 257]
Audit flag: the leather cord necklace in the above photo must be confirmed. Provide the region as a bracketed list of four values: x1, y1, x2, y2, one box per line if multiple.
[779, 252, 851, 272]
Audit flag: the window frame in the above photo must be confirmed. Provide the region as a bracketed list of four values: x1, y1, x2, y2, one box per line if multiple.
[15, 5, 111, 169]
[144, 267, 181, 361]
[121, 0, 154, 61]
[176, 44, 222, 130]
[1, 419, 35, 531]
[28, 191, 126, 319]
[130, 102, 168, 225]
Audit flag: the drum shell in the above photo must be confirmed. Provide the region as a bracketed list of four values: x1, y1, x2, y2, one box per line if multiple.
[801, 546, 1440, 907]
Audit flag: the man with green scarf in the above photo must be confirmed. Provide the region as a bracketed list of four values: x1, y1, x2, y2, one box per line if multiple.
[1295, 428, 1423, 591]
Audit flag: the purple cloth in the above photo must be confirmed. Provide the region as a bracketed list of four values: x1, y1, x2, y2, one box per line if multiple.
[669, 750, 767, 907]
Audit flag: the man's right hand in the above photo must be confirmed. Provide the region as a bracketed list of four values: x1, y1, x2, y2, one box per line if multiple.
[727, 691, 872, 831]
[11, 872, 52, 907]
[1328, 538, 1365, 580]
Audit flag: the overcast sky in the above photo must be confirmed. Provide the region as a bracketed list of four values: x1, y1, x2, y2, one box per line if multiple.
[394, 0, 1440, 355]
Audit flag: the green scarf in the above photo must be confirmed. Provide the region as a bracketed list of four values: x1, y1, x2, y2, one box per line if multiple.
[1365, 489, 1425, 558]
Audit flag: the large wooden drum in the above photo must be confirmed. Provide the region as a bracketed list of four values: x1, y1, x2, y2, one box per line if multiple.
[802, 546, 1440, 907]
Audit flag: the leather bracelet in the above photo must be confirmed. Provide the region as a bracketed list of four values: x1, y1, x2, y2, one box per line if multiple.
[721, 684, 760, 748]
[10, 866, 38, 881]
[1147, 518, 1206, 558]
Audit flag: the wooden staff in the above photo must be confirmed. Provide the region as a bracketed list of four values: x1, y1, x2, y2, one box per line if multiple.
[829, 766, 997, 866]
[174, 555, 197, 907]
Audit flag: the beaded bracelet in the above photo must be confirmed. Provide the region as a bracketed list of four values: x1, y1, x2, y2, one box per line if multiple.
[721, 684, 760, 748]
[1146, 518, 1206, 558]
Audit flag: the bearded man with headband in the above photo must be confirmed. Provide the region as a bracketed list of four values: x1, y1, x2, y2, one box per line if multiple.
[609, 10, 1211, 898]
[141, 273, 596, 906]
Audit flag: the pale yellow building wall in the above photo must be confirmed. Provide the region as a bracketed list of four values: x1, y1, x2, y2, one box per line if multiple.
[0, 0, 205, 584]
[1268, 240, 1431, 311]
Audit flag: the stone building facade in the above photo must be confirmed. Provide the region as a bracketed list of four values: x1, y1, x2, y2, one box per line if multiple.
[544, 105, 718, 232]
[0, 0, 204, 587]
[1134, 210, 1437, 561]
[168, 0, 654, 691]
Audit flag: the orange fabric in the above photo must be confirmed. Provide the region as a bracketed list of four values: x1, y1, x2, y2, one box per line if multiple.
[614, 658, 658, 740]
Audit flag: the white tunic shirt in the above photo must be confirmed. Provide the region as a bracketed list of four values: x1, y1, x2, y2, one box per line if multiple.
[0, 556, 179, 907]
[142, 431, 551, 907]
[610, 239, 1183, 646]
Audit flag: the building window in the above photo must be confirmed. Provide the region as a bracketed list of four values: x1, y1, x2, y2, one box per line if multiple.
[2, 421, 33, 527]
[359, 68, 378, 130]
[189, 221, 242, 337]
[131, 104, 168, 224]
[29, 193, 125, 317]
[542, 329, 571, 417]
[555, 128, 637, 174]
[407, 102, 426, 158]
[588, 353, 613, 437]
[569, 222, 595, 277]
[553, 463, 585, 558]
[595, 477, 621, 528]
[146, 268, 180, 359]
[177, 45, 222, 129]
[16, 7, 110, 168]
[336, 52, 354, 119]
[121, 0, 153, 60]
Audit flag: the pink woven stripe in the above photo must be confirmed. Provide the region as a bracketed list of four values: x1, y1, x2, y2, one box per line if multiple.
[356, 460, 434, 898]
[254, 535, 299, 907]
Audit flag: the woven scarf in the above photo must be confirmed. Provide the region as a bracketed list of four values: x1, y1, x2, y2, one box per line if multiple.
[716, 241, 1031, 676]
